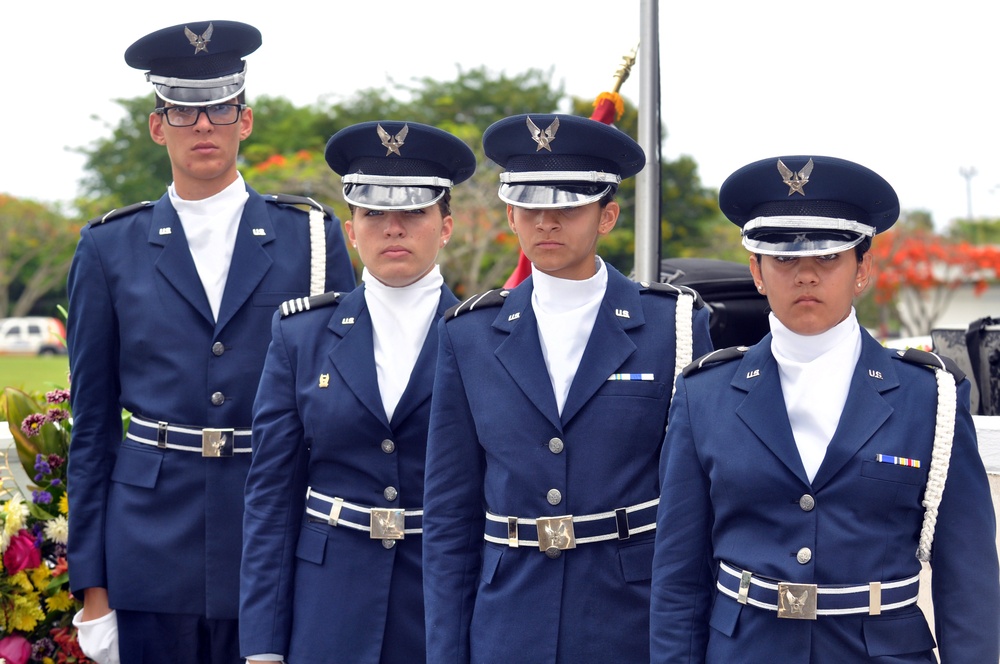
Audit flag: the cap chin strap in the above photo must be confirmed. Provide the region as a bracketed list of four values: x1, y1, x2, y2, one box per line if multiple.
[343, 173, 453, 188]
[500, 170, 621, 185]
[743, 215, 875, 237]
[148, 62, 247, 106]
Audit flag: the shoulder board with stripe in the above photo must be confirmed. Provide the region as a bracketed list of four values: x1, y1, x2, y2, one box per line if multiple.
[88, 201, 155, 226]
[279, 291, 343, 317]
[682, 346, 749, 378]
[638, 280, 705, 309]
[264, 193, 336, 220]
[893, 348, 966, 383]
[445, 289, 509, 320]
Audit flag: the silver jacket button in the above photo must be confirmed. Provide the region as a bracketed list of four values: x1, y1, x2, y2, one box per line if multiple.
[796, 547, 812, 564]
[545, 547, 562, 559]
[382, 540, 396, 549]
[210, 392, 225, 406]
[211, 342, 225, 356]
[381, 439, 395, 454]
[546, 489, 562, 506]
[798, 494, 816, 511]
[384, 486, 398, 501]
[548, 437, 564, 454]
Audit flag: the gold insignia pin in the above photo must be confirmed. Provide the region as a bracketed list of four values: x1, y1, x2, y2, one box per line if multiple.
[776, 158, 814, 196]
[377, 123, 408, 156]
[319, 373, 330, 388]
[184, 23, 214, 55]
[526, 116, 559, 151]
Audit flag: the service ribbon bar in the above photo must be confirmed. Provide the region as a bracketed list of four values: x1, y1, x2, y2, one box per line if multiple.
[607, 373, 655, 381]
[875, 454, 921, 468]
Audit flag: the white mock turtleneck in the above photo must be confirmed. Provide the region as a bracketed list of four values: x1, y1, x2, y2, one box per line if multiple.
[169, 175, 249, 321]
[531, 257, 608, 415]
[363, 265, 443, 422]
[769, 308, 862, 482]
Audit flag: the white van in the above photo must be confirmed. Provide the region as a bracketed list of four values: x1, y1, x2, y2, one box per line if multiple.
[0, 317, 67, 355]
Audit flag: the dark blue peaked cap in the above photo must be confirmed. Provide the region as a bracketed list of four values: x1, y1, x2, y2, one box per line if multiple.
[125, 20, 261, 105]
[483, 113, 645, 209]
[719, 155, 899, 257]
[325, 121, 476, 211]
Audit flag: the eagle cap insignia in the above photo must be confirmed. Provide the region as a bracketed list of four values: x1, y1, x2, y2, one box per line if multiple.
[184, 23, 213, 55]
[776, 157, 814, 196]
[526, 116, 559, 151]
[377, 123, 409, 156]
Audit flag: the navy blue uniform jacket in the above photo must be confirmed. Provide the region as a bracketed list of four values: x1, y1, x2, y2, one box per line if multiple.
[650, 331, 1000, 663]
[422, 265, 713, 663]
[66, 187, 356, 619]
[240, 283, 457, 663]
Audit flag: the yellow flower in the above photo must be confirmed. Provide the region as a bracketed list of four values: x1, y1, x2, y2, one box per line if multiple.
[46, 590, 75, 612]
[12, 570, 34, 592]
[31, 563, 52, 588]
[2, 494, 29, 535]
[7, 593, 45, 632]
[59, 492, 69, 515]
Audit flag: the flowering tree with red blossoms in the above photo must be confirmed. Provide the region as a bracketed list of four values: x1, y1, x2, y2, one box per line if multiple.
[871, 228, 1000, 336]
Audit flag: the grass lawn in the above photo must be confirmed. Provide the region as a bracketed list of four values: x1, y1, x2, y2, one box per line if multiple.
[0, 355, 71, 396]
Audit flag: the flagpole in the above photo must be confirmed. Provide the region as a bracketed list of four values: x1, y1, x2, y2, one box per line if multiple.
[634, 0, 661, 283]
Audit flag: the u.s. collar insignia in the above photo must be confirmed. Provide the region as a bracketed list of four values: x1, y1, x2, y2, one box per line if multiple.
[776, 158, 814, 196]
[184, 23, 213, 55]
[318, 373, 330, 388]
[159, 227, 172, 235]
[526, 116, 559, 152]
[377, 123, 408, 156]
[252, 228, 266, 236]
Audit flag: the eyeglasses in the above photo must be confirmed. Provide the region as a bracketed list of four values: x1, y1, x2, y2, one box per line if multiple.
[155, 104, 246, 127]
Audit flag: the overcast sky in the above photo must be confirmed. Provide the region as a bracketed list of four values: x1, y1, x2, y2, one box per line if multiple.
[3, 0, 999, 230]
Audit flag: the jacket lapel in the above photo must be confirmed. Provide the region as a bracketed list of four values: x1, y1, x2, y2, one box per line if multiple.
[559, 271, 640, 425]
[328, 288, 388, 428]
[150, 196, 214, 325]
[390, 286, 459, 427]
[215, 191, 274, 332]
[735, 339, 812, 487]
[811, 333, 897, 491]
[494, 282, 562, 431]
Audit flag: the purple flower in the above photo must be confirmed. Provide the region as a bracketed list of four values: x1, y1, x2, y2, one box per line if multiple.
[47, 453, 65, 469]
[45, 388, 70, 404]
[32, 637, 56, 660]
[20, 413, 46, 437]
[46, 408, 70, 423]
[35, 454, 52, 475]
[32, 490, 53, 505]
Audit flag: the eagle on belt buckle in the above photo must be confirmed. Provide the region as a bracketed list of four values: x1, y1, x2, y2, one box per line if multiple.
[536, 516, 576, 554]
[370, 508, 405, 540]
[777, 582, 818, 620]
[201, 428, 234, 457]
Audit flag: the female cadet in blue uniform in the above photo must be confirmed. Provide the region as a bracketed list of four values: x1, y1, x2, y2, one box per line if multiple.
[240, 121, 476, 664]
[650, 155, 1000, 663]
[66, 20, 356, 664]
[421, 114, 714, 663]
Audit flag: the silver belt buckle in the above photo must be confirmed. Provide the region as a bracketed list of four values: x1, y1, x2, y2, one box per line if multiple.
[777, 582, 818, 620]
[201, 428, 234, 457]
[535, 516, 576, 555]
[370, 508, 405, 540]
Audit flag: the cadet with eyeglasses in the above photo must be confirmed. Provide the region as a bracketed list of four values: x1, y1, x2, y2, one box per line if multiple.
[66, 19, 356, 664]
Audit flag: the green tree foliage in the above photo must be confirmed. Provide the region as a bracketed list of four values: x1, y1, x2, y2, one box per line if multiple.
[0, 196, 79, 317]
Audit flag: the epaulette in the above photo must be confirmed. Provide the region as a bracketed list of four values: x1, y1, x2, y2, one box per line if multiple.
[445, 288, 509, 320]
[682, 346, 749, 378]
[279, 291, 343, 317]
[88, 201, 154, 226]
[264, 193, 336, 220]
[893, 348, 966, 383]
[638, 280, 705, 309]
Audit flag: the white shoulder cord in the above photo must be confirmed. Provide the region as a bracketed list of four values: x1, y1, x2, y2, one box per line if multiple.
[916, 367, 957, 562]
[672, 293, 694, 397]
[307, 205, 326, 296]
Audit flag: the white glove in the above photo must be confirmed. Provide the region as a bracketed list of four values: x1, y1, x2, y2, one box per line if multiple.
[72, 608, 120, 664]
